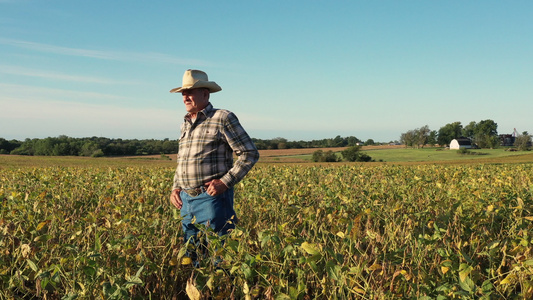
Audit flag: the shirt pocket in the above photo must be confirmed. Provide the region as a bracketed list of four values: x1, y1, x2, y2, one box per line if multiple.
[201, 128, 221, 144]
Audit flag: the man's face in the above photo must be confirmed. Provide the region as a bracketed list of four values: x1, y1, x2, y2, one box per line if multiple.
[182, 88, 209, 114]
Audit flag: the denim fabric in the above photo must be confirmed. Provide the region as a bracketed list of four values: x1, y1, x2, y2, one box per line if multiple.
[179, 187, 236, 243]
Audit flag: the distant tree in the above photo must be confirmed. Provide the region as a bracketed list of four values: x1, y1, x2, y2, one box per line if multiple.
[342, 145, 361, 161]
[358, 153, 372, 162]
[289, 141, 304, 149]
[400, 130, 416, 148]
[251, 139, 267, 150]
[312, 150, 324, 162]
[437, 122, 463, 146]
[346, 136, 361, 146]
[341, 145, 372, 162]
[400, 125, 430, 148]
[472, 119, 498, 148]
[462, 121, 477, 139]
[10, 138, 34, 155]
[427, 130, 438, 146]
[265, 137, 286, 150]
[0, 138, 22, 154]
[53, 142, 73, 156]
[91, 149, 105, 157]
[514, 132, 532, 151]
[311, 150, 338, 162]
[416, 125, 431, 148]
[324, 150, 339, 162]
[365, 139, 375, 146]
[80, 141, 100, 157]
[332, 135, 347, 147]
[162, 140, 177, 154]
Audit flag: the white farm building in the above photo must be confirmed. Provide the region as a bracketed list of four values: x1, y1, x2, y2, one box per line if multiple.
[450, 138, 473, 150]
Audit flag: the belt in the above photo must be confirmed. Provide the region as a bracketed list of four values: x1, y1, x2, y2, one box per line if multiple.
[182, 186, 206, 197]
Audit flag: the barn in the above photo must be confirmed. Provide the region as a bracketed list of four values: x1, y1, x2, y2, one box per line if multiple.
[450, 138, 473, 150]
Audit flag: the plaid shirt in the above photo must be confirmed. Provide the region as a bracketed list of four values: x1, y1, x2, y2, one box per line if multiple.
[173, 103, 259, 190]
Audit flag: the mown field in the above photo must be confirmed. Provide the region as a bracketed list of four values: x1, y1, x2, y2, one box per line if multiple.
[1, 151, 533, 299]
[256, 146, 533, 165]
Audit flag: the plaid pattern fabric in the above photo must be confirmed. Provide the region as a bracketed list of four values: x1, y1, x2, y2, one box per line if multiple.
[173, 103, 259, 190]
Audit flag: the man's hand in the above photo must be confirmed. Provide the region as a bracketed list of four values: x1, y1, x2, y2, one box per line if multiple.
[170, 189, 182, 209]
[206, 179, 228, 196]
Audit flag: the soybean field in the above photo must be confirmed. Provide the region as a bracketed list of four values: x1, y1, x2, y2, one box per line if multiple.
[1, 159, 533, 299]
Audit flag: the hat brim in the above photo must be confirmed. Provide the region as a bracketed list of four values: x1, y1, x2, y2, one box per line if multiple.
[169, 82, 221, 93]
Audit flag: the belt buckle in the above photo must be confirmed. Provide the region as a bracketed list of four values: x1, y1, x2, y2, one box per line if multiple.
[186, 186, 204, 197]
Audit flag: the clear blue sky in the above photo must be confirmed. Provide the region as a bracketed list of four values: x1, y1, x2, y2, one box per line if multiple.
[1, 1, 532, 142]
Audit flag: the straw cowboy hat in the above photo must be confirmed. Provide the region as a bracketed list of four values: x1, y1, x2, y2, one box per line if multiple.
[169, 69, 222, 93]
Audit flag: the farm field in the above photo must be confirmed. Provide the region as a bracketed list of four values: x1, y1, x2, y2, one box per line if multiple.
[1, 152, 533, 299]
[3, 146, 532, 168]
[362, 148, 533, 164]
[257, 146, 533, 165]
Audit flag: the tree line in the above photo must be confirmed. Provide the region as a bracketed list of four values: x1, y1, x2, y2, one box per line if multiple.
[400, 119, 532, 150]
[252, 135, 366, 150]
[0, 135, 370, 157]
[0, 136, 179, 157]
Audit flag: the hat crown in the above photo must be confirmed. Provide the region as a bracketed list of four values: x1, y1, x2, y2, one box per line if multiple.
[169, 69, 221, 93]
[182, 69, 209, 87]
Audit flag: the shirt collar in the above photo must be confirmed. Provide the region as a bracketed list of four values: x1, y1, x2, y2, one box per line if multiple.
[184, 102, 213, 121]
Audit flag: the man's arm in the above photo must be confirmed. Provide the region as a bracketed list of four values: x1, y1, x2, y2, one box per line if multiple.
[219, 112, 260, 188]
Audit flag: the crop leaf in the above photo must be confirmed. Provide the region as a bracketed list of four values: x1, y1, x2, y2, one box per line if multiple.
[459, 276, 475, 293]
[524, 259, 533, 266]
[186, 277, 201, 300]
[275, 293, 291, 300]
[26, 259, 38, 272]
[459, 264, 473, 282]
[301, 242, 320, 255]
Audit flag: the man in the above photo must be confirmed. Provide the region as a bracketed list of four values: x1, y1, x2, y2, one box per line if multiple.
[169, 69, 259, 244]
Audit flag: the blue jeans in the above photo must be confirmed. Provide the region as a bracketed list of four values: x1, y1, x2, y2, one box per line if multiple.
[180, 188, 237, 243]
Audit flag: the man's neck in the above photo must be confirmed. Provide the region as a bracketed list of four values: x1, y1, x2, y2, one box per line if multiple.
[187, 102, 210, 120]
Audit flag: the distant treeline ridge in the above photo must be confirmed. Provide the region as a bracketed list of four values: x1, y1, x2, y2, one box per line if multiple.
[0, 135, 368, 157]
